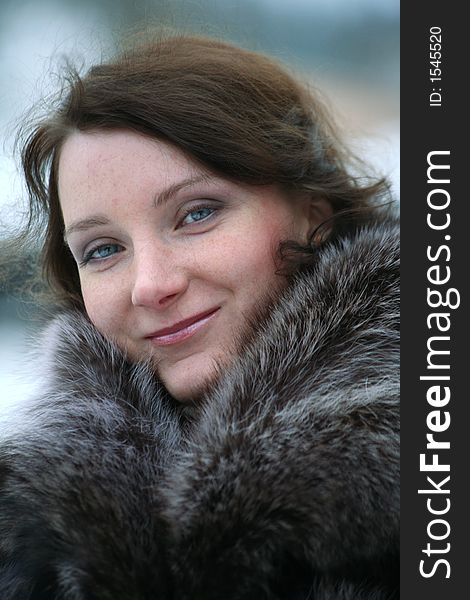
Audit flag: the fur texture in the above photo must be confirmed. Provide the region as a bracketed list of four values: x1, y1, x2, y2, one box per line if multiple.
[0, 219, 399, 599]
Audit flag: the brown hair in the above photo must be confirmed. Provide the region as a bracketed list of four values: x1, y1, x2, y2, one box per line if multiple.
[18, 33, 390, 309]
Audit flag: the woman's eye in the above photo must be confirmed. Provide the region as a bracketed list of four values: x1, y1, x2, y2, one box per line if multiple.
[82, 243, 122, 265]
[180, 206, 215, 226]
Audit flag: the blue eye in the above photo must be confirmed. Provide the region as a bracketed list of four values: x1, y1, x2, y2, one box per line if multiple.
[181, 206, 214, 226]
[82, 243, 122, 265]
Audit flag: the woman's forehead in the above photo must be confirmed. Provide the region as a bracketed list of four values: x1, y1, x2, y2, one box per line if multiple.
[58, 130, 207, 198]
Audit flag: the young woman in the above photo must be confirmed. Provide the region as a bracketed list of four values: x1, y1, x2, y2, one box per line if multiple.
[0, 35, 399, 599]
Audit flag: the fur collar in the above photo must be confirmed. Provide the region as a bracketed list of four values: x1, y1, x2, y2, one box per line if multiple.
[0, 218, 399, 600]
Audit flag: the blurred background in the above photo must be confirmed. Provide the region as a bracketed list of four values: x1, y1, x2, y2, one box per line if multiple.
[0, 0, 399, 401]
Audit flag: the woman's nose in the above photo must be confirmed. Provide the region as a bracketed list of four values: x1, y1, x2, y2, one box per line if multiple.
[131, 243, 189, 309]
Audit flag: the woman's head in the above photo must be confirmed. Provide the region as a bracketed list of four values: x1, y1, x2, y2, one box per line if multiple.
[19, 34, 388, 399]
[58, 129, 324, 400]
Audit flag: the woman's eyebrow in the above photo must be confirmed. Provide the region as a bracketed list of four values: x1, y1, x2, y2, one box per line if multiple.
[64, 216, 111, 241]
[153, 174, 213, 208]
[64, 175, 214, 241]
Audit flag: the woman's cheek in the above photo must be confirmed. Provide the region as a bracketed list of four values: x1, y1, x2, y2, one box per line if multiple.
[218, 222, 279, 277]
[81, 278, 122, 338]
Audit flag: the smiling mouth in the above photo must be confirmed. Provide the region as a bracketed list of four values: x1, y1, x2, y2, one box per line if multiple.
[147, 308, 220, 346]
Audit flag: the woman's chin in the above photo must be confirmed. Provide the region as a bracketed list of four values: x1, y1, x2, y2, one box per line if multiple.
[157, 354, 226, 403]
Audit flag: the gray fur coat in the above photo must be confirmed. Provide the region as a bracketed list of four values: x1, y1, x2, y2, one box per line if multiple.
[0, 219, 399, 600]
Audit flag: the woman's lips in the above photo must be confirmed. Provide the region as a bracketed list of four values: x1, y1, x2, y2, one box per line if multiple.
[147, 308, 220, 346]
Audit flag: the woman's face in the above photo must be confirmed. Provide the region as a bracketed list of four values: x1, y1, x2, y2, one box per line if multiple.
[59, 130, 329, 401]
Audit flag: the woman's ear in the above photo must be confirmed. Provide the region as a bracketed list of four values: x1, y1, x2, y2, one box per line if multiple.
[300, 195, 333, 245]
